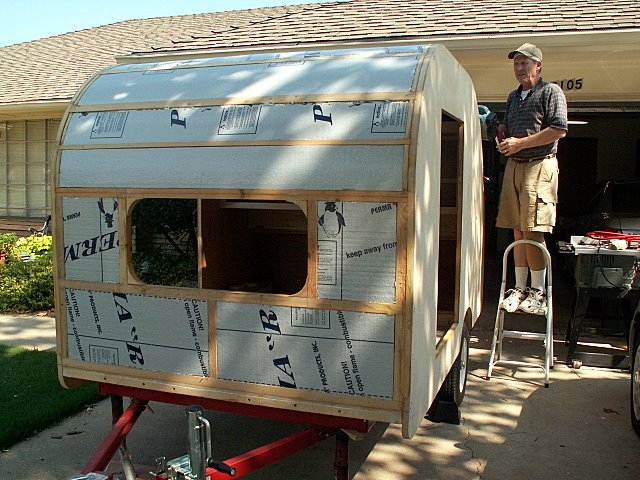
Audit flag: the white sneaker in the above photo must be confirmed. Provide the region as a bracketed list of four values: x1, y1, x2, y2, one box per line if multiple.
[519, 287, 547, 315]
[500, 287, 526, 312]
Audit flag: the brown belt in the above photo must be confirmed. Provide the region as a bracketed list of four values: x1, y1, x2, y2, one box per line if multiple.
[510, 154, 556, 163]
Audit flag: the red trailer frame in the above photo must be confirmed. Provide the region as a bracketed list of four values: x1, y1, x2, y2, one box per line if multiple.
[81, 383, 371, 479]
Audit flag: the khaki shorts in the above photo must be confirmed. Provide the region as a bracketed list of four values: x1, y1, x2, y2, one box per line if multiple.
[495, 156, 558, 233]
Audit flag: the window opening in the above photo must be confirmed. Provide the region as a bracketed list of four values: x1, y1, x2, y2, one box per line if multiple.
[131, 198, 308, 294]
[201, 199, 308, 294]
[131, 198, 198, 288]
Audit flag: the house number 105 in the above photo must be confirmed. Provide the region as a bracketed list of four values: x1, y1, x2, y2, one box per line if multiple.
[553, 78, 583, 91]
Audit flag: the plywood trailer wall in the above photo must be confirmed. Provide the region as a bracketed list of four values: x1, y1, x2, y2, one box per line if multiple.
[53, 44, 484, 439]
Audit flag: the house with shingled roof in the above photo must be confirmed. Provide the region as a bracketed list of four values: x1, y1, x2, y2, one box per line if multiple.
[1, 0, 639, 237]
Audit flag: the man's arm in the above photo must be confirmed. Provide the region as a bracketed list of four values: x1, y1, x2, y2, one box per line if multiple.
[497, 126, 566, 157]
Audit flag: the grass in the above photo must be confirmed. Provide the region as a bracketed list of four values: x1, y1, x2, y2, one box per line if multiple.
[0, 234, 100, 449]
[0, 345, 103, 449]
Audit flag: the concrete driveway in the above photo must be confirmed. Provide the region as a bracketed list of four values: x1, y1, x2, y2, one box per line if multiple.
[1, 257, 639, 479]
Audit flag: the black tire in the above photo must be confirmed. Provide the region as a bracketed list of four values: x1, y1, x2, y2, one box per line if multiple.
[631, 333, 640, 437]
[439, 325, 470, 406]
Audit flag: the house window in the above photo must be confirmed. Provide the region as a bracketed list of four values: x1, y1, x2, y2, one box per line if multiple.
[0, 119, 59, 217]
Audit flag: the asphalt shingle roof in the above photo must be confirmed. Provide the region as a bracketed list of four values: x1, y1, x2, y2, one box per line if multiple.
[0, 4, 322, 105]
[1, 0, 639, 106]
[131, 0, 640, 54]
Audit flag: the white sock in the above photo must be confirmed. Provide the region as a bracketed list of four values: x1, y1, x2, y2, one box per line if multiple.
[515, 267, 528, 290]
[530, 268, 546, 291]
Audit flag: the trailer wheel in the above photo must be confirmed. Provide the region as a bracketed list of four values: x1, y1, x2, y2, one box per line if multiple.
[439, 325, 470, 406]
[631, 333, 640, 437]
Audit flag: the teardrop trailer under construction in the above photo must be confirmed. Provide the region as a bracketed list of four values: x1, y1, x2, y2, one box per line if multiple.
[53, 44, 485, 478]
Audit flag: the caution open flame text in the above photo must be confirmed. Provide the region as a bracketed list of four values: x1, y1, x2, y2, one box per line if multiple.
[312, 311, 366, 394]
[65, 289, 209, 376]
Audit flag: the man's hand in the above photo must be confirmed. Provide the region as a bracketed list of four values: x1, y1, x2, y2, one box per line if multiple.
[496, 126, 566, 157]
[497, 137, 523, 156]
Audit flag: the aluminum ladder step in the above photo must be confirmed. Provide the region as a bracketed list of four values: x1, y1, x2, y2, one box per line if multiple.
[487, 240, 554, 388]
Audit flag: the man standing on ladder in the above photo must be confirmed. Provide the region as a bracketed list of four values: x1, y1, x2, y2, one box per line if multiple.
[495, 43, 568, 315]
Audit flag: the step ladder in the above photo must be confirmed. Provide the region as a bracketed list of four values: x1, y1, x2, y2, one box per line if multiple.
[487, 239, 554, 387]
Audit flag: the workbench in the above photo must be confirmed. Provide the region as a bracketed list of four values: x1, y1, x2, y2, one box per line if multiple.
[565, 236, 640, 368]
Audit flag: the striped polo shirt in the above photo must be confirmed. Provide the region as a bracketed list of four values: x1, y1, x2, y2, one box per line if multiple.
[504, 79, 568, 160]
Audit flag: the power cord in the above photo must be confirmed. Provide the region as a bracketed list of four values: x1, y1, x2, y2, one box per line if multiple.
[586, 229, 640, 243]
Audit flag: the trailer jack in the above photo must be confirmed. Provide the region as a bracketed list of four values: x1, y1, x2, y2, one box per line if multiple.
[163, 405, 236, 479]
[148, 413, 344, 480]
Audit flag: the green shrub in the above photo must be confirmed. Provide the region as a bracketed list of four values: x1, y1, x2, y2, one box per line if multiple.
[16, 234, 53, 257]
[0, 232, 18, 261]
[0, 235, 54, 312]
